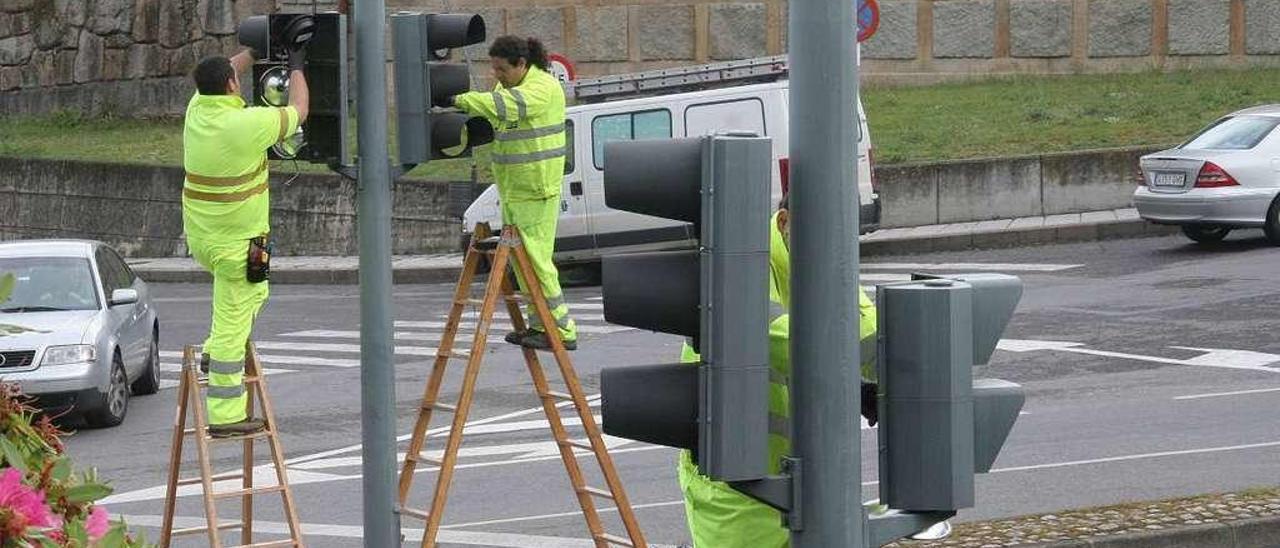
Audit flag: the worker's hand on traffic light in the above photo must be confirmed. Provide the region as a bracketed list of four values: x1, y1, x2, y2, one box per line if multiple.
[441, 95, 456, 108]
[860, 381, 879, 427]
[287, 44, 308, 72]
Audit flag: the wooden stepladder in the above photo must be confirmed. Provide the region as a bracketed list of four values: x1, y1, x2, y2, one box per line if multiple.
[159, 343, 304, 548]
[397, 225, 648, 548]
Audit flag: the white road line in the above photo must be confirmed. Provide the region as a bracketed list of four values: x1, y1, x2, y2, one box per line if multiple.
[460, 311, 607, 321]
[118, 514, 678, 547]
[859, 273, 912, 283]
[160, 350, 363, 368]
[280, 329, 474, 343]
[1174, 387, 1280, 400]
[160, 363, 295, 375]
[251, 341, 441, 356]
[861, 262, 1083, 272]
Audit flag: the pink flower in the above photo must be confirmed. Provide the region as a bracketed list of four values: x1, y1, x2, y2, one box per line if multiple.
[85, 505, 109, 540]
[0, 467, 55, 532]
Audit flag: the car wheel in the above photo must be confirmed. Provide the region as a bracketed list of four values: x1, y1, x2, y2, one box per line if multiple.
[1181, 225, 1231, 244]
[131, 328, 161, 396]
[1264, 198, 1280, 245]
[86, 353, 129, 428]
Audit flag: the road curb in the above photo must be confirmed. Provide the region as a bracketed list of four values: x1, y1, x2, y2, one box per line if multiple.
[133, 219, 1179, 285]
[1025, 515, 1280, 547]
[861, 218, 1178, 256]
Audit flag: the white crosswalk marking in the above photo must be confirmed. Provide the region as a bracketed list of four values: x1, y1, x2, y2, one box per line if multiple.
[861, 262, 1083, 272]
[282, 330, 475, 343]
[252, 341, 441, 356]
[393, 320, 630, 335]
[160, 351, 363, 368]
[458, 311, 607, 321]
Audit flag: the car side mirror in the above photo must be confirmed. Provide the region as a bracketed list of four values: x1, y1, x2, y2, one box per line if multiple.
[110, 288, 139, 307]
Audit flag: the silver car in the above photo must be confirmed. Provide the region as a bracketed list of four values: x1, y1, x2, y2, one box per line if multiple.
[1134, 105, 1280, 244]
[0, 240, 160, 427]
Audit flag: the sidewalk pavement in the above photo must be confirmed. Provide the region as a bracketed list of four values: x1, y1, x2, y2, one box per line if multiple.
[128, 208, 1177, 285]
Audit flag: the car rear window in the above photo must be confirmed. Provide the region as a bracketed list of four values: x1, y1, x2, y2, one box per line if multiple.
[1181, 116, 1280, 150]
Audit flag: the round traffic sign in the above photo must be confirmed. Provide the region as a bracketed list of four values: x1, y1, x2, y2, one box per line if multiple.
[547, 53, 576, 85]
[857, 0, 880, 42]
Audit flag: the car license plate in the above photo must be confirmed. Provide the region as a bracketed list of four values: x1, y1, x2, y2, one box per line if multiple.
[1153, 172, 1185, 187]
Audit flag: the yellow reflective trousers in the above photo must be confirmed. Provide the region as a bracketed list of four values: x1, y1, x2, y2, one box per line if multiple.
[502, 197, 577, 340]
[189, 238, 268, 425]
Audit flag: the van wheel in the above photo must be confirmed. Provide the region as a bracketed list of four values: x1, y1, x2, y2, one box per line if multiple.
[1264, 198, 1280, 245]
[1181, 225, 1230, 244]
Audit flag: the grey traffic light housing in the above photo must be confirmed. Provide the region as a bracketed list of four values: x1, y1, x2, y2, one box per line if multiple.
[599, 135, 772, 481]
[392, 12, 495, 163]
[875, 274, 1025, 512]
[238, 13, 350, 165]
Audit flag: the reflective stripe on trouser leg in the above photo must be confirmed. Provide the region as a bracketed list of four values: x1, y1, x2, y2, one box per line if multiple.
[190, 237, 269, 426]
[502, 196, 577, 340]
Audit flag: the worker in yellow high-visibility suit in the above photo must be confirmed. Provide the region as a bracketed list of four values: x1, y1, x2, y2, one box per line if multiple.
[676, 194, 879, 547]
[183, 40, 308, 437]
[449, 35, 577, 351]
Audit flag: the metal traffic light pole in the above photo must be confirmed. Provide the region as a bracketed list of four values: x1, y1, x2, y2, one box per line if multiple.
[788, 0, 863, 546]
[352, 0, 401, 545]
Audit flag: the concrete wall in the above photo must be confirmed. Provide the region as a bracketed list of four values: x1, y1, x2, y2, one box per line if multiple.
[0, 156, 462, 257]
[4, 0, 1280, 116]
[878, 145, 1162, 228]
[0, 145, 1154, 257]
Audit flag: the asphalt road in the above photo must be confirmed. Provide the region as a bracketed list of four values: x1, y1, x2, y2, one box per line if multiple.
[63, 230, 1280, 547]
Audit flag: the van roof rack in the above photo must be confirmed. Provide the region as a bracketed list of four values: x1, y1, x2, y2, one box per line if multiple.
[570, 55, 789, 104]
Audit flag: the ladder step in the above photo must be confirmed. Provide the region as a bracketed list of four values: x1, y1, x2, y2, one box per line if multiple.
[177, 470, 244, 487]
[596, 533, 635, 547]
[172, 521, 242, 536]
[212, 484, 287, 500]
[205, 429, 274, 443]
[580, 486, 616, 501]
[560, 438, 595, 452]
[543, 390, 576, 402]
[229, 541, 297, 548]
[399, 506, 431, 521]
[427, 401, 458, 413]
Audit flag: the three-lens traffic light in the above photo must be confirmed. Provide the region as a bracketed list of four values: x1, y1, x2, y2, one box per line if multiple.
[237, 13, 350, 165]
[392, 12, 495, 163]
[598, 134, 773, 481]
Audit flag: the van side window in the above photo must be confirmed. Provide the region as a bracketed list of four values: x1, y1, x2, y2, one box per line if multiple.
[685, 98, 766, 137]
[564, 120, 575, 175]
[592, 109, 673, 170]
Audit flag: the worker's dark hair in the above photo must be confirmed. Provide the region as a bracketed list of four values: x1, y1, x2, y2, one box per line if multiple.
[778, 192, 789, 211]
[193, 56, 235, 95]
[489, 35, 550, 71]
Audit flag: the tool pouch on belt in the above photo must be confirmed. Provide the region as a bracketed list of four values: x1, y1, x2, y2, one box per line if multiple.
[247, 236, 272, 283]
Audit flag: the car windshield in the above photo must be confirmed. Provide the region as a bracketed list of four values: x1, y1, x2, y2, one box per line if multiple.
[1181, 115, 1280, 150]
[0, 257, 99, 313]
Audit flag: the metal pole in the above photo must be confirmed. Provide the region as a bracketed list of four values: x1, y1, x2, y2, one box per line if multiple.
[353, 1, 400, 545]
[789, 0, 861, 545]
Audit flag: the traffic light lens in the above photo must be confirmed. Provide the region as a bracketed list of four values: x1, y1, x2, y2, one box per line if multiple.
[259, 67, 290, 107]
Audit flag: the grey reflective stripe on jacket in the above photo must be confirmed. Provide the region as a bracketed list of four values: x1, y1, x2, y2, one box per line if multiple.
[492, 148, 567, 165]
[490, 91, 508, 121]
[508, 88, 529, 120]
[494, 123, 565, 142]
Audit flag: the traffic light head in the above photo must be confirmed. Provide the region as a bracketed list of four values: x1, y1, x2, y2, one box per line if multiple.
[876, 274, 1024, 512]
[392, 12, 495, 163]
[599, 134, 773, 482]
[237, 13, 349, 165]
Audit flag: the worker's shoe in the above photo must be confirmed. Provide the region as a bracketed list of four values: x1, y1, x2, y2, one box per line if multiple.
[520, 330, 576, 351]
[199, 353, 210, 374]
[208, 418, 266, 438]
[911, 519, 953, 540]
[504, 330, 529, 346]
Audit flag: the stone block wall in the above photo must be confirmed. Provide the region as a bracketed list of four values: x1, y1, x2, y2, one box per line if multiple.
[5, 0, 1280, 117]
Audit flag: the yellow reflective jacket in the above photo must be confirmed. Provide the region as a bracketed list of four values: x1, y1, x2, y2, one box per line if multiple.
[181, 93, 299, 242]
[454, 66, 566, 203]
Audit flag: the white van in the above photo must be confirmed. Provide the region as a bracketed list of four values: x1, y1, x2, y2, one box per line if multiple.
[461, 56, 880, 265]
